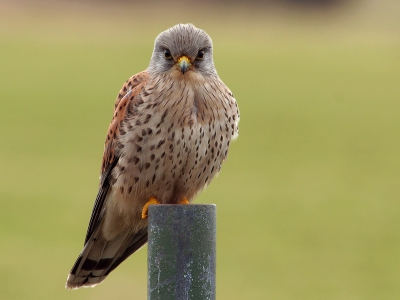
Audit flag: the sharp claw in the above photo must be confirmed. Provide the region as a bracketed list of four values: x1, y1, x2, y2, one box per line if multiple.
[179, 197, 189, 204]
[141, 197, 189, 219]
[142, 197, 160, 219]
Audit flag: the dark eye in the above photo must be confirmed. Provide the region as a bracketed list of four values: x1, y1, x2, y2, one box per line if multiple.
[164, 49, 172, 60]
[196, 50, 204, 61]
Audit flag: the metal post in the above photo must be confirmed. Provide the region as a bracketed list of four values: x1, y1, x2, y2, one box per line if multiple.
[148, 204, 216, 300]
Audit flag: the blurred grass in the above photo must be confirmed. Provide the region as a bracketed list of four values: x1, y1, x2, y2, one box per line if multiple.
[1, 0, 399, 299]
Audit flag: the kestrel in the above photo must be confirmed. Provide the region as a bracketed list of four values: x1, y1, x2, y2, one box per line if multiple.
[66, 23, 239, 289]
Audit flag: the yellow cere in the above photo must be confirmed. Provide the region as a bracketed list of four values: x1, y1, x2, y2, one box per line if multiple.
[177, 55, 191, 64]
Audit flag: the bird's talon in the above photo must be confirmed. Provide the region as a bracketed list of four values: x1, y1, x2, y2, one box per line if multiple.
[142, 197, 160, 219]
[179, 197, 189, 205]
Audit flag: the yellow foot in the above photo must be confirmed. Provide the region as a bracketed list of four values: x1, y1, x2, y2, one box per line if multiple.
[142, 197, 160, 219]
[179, 197, 189, 204]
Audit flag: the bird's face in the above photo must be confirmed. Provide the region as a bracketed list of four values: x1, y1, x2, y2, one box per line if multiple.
[148, 24, 216, 78]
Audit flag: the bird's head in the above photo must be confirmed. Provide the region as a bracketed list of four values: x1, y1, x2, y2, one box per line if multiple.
[148, 24, 216, 78]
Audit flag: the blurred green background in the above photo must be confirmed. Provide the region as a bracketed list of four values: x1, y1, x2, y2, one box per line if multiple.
[1, 0, 399, 299]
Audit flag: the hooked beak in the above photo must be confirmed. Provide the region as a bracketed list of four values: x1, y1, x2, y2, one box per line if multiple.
[177, 56, 191, 74]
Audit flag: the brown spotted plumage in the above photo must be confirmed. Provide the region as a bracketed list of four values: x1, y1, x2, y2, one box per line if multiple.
[66, 24, 239, 289]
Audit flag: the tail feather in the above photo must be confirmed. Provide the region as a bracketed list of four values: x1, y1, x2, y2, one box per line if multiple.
[107, 227, 149, 274]
[65, 227, 148, 289]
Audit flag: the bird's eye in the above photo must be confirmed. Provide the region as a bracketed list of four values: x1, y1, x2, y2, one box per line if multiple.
[164, 49, 172, 60]
[196, 50, 204, 61]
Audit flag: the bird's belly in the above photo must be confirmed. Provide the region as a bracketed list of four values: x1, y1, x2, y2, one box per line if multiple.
[114, 120, 228, 207]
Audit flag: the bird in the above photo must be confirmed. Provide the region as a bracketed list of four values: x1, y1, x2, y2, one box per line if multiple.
[65, 23, 240, 289]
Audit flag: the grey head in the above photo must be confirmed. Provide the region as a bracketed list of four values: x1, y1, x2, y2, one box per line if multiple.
[147, 24, 216, 77]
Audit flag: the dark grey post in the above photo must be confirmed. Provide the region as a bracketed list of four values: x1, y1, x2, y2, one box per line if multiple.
[148, 204, 216, 300]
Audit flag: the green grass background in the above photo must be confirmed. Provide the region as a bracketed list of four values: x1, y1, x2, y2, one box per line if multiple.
[1, 1, 399, 299]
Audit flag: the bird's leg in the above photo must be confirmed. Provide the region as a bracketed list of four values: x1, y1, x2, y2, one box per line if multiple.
[142, 197, 189, 219]
[141, 197, 160, 219]
[179, 197, 189, 204]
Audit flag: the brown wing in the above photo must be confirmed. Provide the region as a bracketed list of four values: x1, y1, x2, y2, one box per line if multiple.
[84, 70, 149, 245]
[101, 71, 149, 174]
